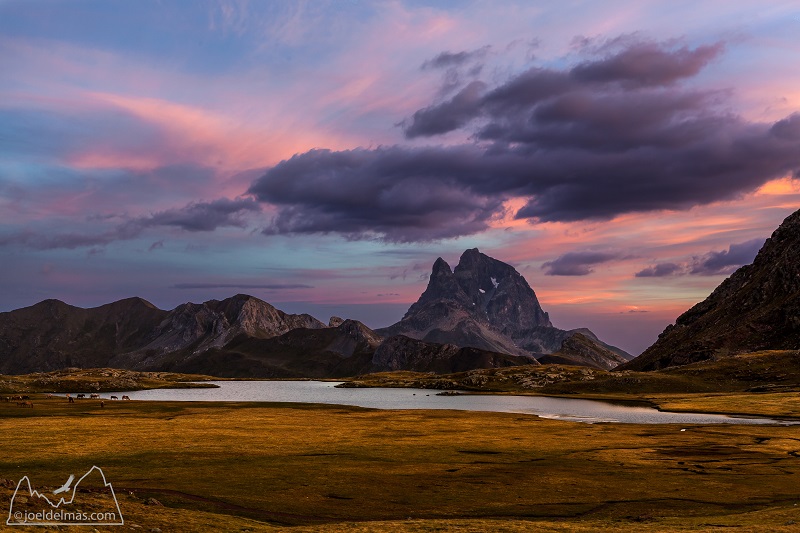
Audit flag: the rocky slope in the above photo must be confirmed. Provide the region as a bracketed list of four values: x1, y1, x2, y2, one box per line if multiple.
[113, 294, 326, 369]
[0, 294, 325, 374]
[0, 297, 167, 373]
[166, 319, 381, 378]
[538, 333, 630, 370]
[620, 208, 800, 371]
[370, 335, 536, 374]
[0, 294, 538, 377]
[379, 249, 630, 369]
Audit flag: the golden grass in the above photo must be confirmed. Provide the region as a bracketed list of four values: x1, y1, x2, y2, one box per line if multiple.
[1, 395, 800, 531]
[649, 392, 800, 418]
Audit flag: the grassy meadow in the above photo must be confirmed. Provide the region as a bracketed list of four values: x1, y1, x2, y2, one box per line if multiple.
[1, 393, 800, 532]
[0, 368, 218, 395]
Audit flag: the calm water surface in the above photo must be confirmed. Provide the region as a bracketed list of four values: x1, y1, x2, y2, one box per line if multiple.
[94, 380, 795, 425]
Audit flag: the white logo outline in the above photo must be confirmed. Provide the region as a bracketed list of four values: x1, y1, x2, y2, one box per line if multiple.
[6, 465, 124, 526]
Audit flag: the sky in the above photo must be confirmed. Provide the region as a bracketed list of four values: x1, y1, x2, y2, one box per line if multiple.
[2, 0, 800, 355]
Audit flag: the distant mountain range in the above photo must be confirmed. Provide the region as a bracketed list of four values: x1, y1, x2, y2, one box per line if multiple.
[5, 203, 797, 379]
[0, 249, 630, 376]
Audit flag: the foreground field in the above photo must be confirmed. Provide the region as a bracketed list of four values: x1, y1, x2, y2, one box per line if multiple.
[1, 396, 800, 532]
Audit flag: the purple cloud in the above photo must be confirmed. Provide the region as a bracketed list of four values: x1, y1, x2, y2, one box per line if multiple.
[0, 198, 259, 250]
[690, 238, 764, 275]
[634, 238, 765, 278]
[248, 147, 504, 242]
[635, 262, 683, 278]
[248, 39, 800, 242]
[570, 42, 723, 87]
[542, 251, 625, 276]
[404, 81, 486, 138]
[143, 198, 260, 232]
[421, 46, 491, 70]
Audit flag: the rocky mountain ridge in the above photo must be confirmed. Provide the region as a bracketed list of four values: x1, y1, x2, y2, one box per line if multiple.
[379, 248, 630, 367]
[0, 293, 537, 377]
[620, 208, 800, 371]
[0, 249, 632, 375]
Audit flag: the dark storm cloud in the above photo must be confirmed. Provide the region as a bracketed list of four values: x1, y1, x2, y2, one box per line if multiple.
[541, 251, 624, 276]
[569, 42, 723, 86]
[635, 262, 683, 278]
[172, 283, 313, 290]
[248, 146, 505, 242]
[0, 198, 259, 250]
[404, 81, 486, 138]
[406, 41, 723, 139]
[690, 238, 764, 275]
[249, 39, 800, 242]
[770, 113, 800, 140]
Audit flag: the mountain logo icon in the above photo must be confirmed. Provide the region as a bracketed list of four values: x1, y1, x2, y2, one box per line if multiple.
[6, 465, 124, 526]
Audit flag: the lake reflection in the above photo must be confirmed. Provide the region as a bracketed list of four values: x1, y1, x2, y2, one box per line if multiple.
[100, 380, 792, 425]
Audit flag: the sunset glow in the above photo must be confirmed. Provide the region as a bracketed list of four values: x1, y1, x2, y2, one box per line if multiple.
[2, 1, 800, 355]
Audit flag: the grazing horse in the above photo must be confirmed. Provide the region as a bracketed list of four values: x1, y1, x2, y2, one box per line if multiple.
[17, 401, 33, 408]
[68, 396, 75, 403]
[76, 394, 86, 399]
[121, 395, 131, 401]
[90, 393, 100, 399]
[110, 396, 118, 400]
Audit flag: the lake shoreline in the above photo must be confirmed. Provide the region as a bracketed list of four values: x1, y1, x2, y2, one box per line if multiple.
[60, 379, 794, 426]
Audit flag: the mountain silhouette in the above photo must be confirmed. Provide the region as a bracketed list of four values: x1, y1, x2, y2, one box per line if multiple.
[379, 248, 631, 369]
[621, 208, 800, 371]
[0, 251, 631, 375]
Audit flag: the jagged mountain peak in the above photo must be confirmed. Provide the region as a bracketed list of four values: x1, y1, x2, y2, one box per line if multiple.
[379, 248, 630, 368]
[404, 249, 551, 329]
[453, 248, 552, 331]
[431, 256, 453, 275]
[404, 256, 470, 319]
[381, 251, 544, 356]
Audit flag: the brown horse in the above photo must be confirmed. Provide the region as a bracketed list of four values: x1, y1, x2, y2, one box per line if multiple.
[16, 401, 33, 408]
